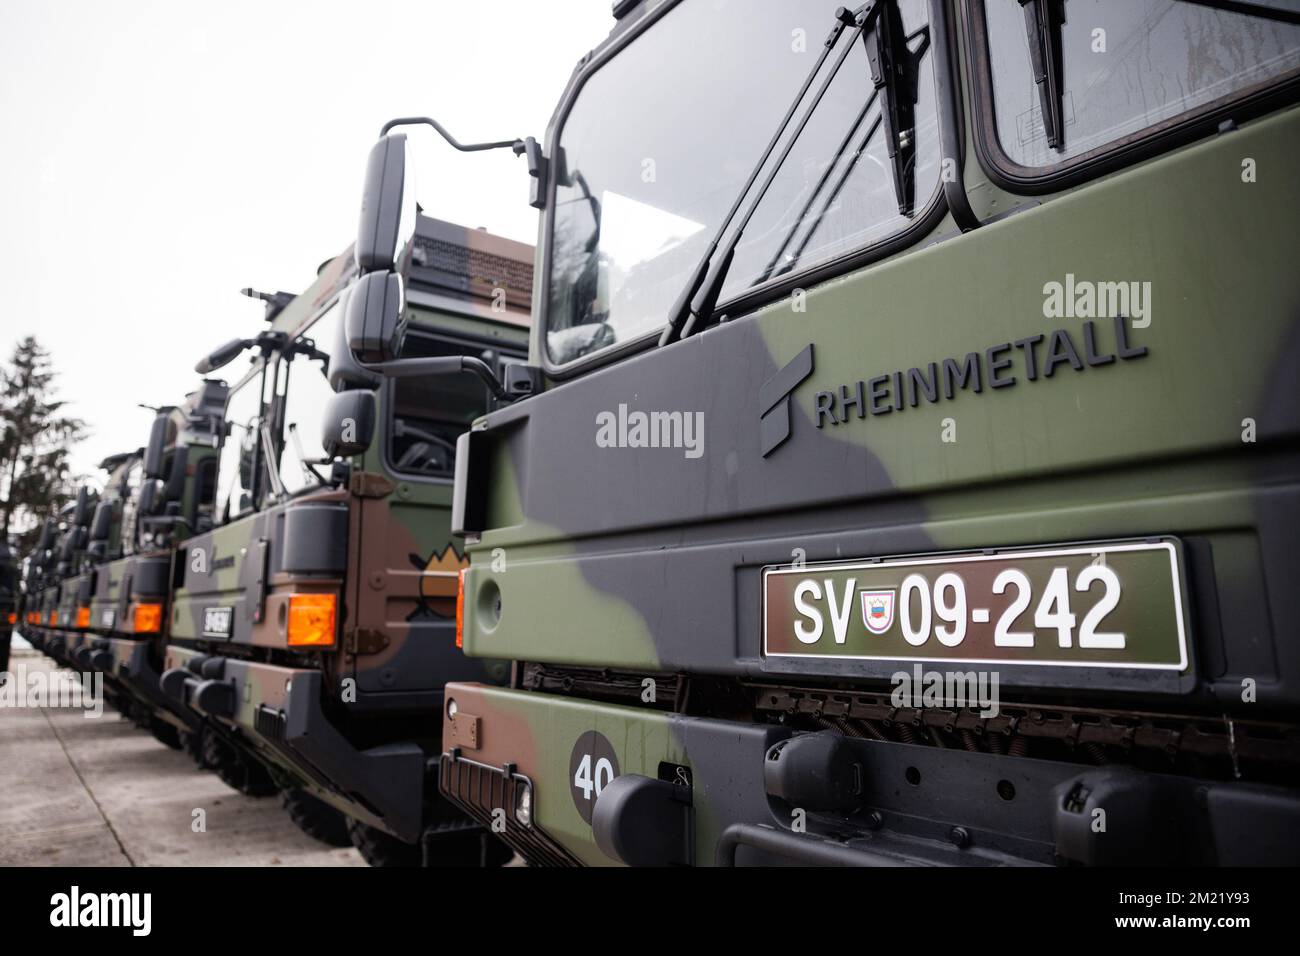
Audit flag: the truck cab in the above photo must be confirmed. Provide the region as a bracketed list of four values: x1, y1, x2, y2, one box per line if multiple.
[160, 218, 530, 863]
[429, 0, 1300, 865]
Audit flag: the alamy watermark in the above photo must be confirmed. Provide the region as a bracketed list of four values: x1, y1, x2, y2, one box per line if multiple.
[596, 403, 704, 459]
[890, 664, 1000, 718]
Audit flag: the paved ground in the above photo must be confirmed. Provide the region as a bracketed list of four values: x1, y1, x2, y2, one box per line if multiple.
[0, 646, 364, 867]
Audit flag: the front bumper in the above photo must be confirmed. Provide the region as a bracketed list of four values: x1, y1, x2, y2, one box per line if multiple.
[438, 683, 1300, 867]
[161, 646, 426, 842]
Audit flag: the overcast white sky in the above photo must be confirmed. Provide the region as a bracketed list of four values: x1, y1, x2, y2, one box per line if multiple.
[0, 0, 613, 482]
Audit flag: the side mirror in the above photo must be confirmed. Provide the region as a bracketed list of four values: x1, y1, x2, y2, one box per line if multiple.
[346, 271, 407, 364]
[327, 287, 381, 392]
[321, 390, 377, 459]
[356, 133, 416, 273]
[162, 446, 189, 503]
[89, 501, 113, 543]
[143, 415, 169, 479]
[196, 338, 252, 375]
[137, 479, 160, 518]
[71, 486, 91, 527]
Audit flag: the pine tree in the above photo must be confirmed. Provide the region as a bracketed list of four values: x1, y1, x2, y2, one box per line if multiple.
[0, 337, 87, 552]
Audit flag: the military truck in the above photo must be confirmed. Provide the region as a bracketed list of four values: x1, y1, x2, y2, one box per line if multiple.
[0, 542, 18, 675]
[158, 219, 530, 863]
[47, 487, 99, 671]
[24, 514, 71, 661]
[338, 0, 1300, 865]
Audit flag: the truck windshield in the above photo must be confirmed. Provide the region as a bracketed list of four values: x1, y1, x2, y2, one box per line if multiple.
[545, 0, 939, 367]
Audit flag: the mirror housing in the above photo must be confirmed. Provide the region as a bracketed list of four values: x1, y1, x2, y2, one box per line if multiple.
[143, 415, 169, 479]
[321, 390, 377, 459]
[137, 478, 161, 518]
[162, 445, 189, 502]
[71, 486, 92, 527]
[346, 271, 407, 364]
[328, 287, 381, 392]
[356, 133, 414, 273]
[89, 501, 113, 543]
[195, 338, 253, 375]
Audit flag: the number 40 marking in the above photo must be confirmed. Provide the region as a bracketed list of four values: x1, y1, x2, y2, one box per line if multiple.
[573, 753, 615, 802]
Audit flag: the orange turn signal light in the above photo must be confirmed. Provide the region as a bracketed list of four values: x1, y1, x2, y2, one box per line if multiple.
[455, 569, 467, 649]
[287, 593, 337, 647]
[6, 612, 15, 625]
[49, 612, 58, 626]
[76, 607, 91, 629]
[133, 603, 163, 634]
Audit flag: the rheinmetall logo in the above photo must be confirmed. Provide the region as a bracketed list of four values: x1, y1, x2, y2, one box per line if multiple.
[759, 344, 815, 457]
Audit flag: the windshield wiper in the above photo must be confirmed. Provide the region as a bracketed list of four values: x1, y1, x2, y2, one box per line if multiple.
[758, 18, 931, 285]
[660, 4, 867, 347]
[866, 0, 924, 214]
[1176, 0, 1300, 27]
[661, 1, 931, 344]
[755, 90, 880, 286]
[771, 114, 882, 282]
[1017, 0, 1300, 153]
[1019, 0, 1066, 151]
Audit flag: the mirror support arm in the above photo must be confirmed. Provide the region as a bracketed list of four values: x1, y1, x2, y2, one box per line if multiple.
[364, 355, 508, 400]
[378, 116, 521, 153]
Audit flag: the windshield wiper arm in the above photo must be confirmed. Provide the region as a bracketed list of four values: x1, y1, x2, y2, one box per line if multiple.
[661, 4, 884, 346]
[755, 90, 880, 286]
[773, 114, 882, 282]
[866, 0, 923, 214]
[1176, 0, 1300, 26]
[1019, 0, 1066, 151]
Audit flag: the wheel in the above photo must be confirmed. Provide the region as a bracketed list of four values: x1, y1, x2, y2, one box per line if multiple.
[347, 818, 514, 867]
[149, 716, 184, 750]
[423, 825, 515, 867]
[282, 789, 351, 847]
[215, 748, 278, 797]
[202, 727, 277, 797]
[347, 819, 423, 867]
[183, 725, 217, 770]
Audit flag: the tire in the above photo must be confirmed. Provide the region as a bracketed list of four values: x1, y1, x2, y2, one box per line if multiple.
[347, 819, 514, 867]
[282, 789, 351, 847]
[424, 826, 515, 867]
[202, 727, 277, 797]
[149, 716, 183, 750]
[346, 820, 423, 867]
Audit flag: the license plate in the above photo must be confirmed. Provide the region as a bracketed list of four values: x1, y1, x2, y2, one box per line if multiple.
[202, 607, 233, 638]
[763, 540, 1188, 671]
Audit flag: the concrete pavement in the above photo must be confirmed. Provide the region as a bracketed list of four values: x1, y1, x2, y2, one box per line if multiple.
[0, 647, 364, 867]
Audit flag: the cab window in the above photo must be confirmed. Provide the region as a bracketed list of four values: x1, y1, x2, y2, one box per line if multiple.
[982, 0, 1300, 169]
[546, 0, 940, 366]
[385, 332, 512, 480]
[214, 363, 267, 523]
[277, 304, 342, 496]
[116, 460, 144, 556]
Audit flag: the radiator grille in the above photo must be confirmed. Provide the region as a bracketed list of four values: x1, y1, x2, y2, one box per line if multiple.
[438, 750, 580, 867]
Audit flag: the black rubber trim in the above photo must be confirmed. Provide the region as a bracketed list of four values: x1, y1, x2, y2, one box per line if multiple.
[961, 0, 1300, 196]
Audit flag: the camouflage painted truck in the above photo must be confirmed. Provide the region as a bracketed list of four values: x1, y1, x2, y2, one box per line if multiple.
[158, 218, 530, 863]
[0, 541, 17, 674]
[75, 423, 227, 754]
[18, 521, 51, 653]
[339, 0, 1300, 865]
[49, 487, 103, 674]
[24, 513, 72, 661]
